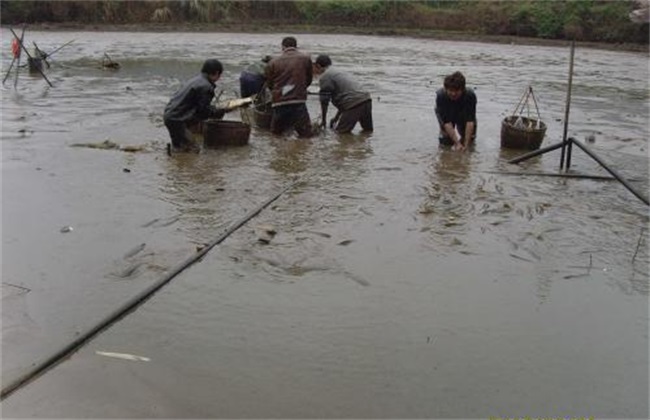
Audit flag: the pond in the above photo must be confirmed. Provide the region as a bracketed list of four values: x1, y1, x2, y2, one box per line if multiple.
[1, 30, 648, 417]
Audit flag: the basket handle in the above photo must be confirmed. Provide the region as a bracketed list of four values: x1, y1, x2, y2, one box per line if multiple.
[511, 86, 543, 122]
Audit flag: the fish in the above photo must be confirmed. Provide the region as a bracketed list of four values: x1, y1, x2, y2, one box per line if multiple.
[342, 270, 370, 287]
[95, 351, 150, 362]
[123, 243, 146, 259]
[306, 231, 331, 238]
[141, 218, 160, 228]
[113, 262, 144, 279]
[221, 97, 253, 110]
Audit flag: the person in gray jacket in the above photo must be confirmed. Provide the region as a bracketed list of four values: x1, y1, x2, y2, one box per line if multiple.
[164, 59, 229, 152]
[313, 54, 373, 134]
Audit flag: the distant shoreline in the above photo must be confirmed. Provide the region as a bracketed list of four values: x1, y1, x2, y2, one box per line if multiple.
[9, 21, 649, 54]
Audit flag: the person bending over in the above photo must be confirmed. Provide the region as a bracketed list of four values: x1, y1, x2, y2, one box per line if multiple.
[313, 54, 373, 134]
[239, 55, 271, 98]
[435, 71, 477, 151]
[164, 59, 230, 153]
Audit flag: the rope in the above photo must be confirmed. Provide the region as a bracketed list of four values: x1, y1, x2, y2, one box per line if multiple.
[511, 86, 543, 125]
[0, 179, 303, 400]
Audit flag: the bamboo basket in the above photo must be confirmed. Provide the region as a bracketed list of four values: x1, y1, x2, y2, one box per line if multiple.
[501, 116, 547, 150]
[500, 86, 546, 150]
[203, 120, 251, 148]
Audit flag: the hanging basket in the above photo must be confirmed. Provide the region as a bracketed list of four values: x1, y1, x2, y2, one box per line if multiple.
[501, 116, 547, 150]
[500, 86, 546, 150]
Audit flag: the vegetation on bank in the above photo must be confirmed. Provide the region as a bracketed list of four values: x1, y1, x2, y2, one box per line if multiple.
[1, 0, 648, 45]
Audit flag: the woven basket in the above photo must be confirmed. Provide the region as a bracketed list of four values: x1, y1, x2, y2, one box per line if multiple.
[203, 120, 251, 148]
[500, 116, 546, 150]
[253, 108, 272, 129]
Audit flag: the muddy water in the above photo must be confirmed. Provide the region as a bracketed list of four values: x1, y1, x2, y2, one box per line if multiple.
[1, 31, 648, 417]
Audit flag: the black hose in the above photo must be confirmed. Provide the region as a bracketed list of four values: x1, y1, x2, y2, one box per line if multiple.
[0, 179, 302, 400]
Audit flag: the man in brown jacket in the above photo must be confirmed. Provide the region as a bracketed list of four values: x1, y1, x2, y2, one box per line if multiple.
[265, 36, 314, 138]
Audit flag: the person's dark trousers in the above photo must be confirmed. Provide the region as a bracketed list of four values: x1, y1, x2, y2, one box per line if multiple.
[270, 103, 313, 138]
[164, 119, 193, 148]
[335, 100, 373, 133]
[239, 72, 264, 98]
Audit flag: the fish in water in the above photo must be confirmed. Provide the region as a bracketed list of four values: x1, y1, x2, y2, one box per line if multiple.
[113, 262, 145, 279]
[141, 218, 160, 228]
[123, 243, 146, 259]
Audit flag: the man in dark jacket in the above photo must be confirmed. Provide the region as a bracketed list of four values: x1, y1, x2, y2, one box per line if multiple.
[164, 59, 229, 152]
[265, 37, 313, 138]
[313, 54, 373, 134]
[435, 71, 477, 152]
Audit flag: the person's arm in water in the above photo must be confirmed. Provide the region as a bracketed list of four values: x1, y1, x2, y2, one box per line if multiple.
[329, 110, 341, 129]
[461, 91, 477, 149]
[320, 93, 329, 128]
[462, 121, 475, 148]
[318, 70, 335, 128]
[436, 92, 463, 150]
[442, 122, 462, 149]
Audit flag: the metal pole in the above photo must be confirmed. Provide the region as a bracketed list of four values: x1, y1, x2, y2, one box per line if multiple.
[569, 137, 649, 206]
[507, 141, 565, 164]
[560, 40, 576, 170]
[480, 170, 639, 182]
[566, 137, 574, 170]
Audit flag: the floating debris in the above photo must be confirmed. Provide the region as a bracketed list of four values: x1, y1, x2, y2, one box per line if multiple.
[120, 145, 146, 153]
[70, 139, 146, 152]
[102, 53, 120, 70]
[70, 139, 119, 150]
[256, 224, 277, 244]
[95, 351, 150, 362]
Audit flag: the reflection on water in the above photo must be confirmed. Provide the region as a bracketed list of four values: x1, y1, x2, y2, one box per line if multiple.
[329, 131, 374, 165]
[419, 149, 474, 251]
[268, 137, 312, 175]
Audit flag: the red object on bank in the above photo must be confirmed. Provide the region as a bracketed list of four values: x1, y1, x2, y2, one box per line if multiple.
[11, 38, 20, 58]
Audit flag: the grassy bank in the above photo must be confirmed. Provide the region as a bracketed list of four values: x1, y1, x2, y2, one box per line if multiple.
[2, 0, 648, 49]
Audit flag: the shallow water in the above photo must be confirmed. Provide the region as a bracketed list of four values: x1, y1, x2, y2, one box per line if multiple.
[1, 30, 648, 417]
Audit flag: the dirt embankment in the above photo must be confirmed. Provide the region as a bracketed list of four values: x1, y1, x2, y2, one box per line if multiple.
[18, 21, 650, 54]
